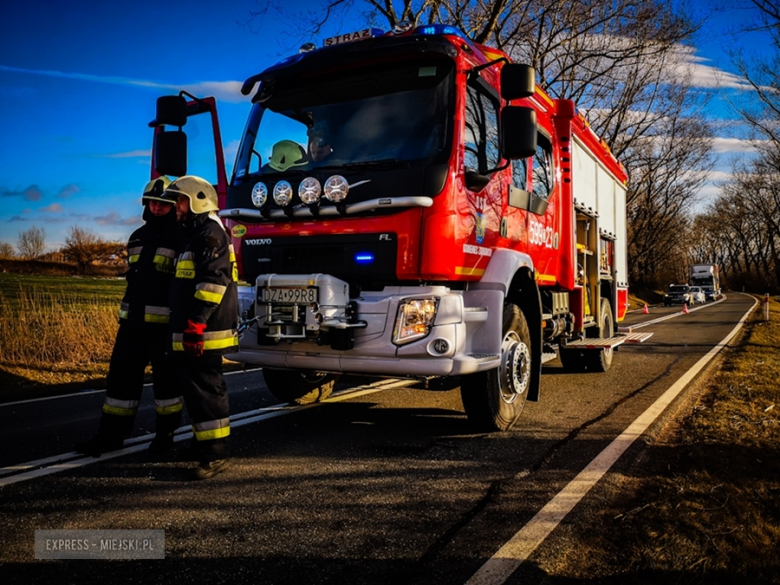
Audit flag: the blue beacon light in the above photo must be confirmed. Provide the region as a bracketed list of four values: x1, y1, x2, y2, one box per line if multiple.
[355, 253, 375, 264]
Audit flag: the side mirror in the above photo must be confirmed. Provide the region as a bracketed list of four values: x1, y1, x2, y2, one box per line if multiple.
[154, 130, 187, 177]
[501, 106, 537, 160]
[156, 95, 188, 127]
[501, 64, 535, 101]
[465, 170, 491, 192]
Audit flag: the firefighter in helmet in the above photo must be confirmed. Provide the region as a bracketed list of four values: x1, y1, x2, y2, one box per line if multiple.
[163, 175, 238, 480]
[76, 176, 185, 457]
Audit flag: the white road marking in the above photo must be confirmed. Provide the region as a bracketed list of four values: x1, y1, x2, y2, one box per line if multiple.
[0, 379, 413, 486]
[629, 295, 727, 329]
[0, 367, 262, 408]
[464, 295, 756, 585]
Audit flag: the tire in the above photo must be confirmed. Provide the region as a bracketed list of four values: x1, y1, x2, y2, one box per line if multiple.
[584, 298, 615, 372]
[460, 303, 532, 432]
[262, 369, 339, 405]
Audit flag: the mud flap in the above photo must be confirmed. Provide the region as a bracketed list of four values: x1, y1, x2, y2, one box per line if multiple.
[527, 290, 543, 403]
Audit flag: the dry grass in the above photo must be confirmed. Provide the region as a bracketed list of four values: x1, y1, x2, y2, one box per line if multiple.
[546, 296, 780, 584]
[0, 289, 119, 365]
[0, 283, 121, 396]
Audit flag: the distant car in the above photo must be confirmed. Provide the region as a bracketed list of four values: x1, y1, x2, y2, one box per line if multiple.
[689, 286, 706, 304]
[664, 284, 692, 306]
[703, 288, 721, 301]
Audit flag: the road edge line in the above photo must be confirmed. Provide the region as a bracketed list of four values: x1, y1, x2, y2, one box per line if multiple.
[465, 294, 757, 585]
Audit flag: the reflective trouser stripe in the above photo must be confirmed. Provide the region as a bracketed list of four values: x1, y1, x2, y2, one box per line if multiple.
[155, 396, 184, 415]
[192, 418, 230, 441]
[103, 398, 139, 417]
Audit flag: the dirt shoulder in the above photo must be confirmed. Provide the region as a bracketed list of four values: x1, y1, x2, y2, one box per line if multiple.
[536, 296, 780, 584]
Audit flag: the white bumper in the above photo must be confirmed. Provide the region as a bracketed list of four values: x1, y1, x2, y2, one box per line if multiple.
[230, 276, 504, 378]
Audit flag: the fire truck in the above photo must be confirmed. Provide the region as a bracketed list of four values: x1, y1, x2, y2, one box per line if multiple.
[151, 24, 651, 431]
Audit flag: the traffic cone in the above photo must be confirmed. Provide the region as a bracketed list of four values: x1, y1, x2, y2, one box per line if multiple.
[683, 303, 689, 314]
[642, 304, 649, 314]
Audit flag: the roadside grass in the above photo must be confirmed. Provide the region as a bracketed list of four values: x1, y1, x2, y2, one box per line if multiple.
[0, 274, 123, 397]
[0, 273, 246, 401]
[551, 295, 780, 583]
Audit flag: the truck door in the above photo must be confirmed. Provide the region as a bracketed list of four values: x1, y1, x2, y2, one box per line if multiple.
[526, 133, 557, 283]
[462, 74, 503, 274]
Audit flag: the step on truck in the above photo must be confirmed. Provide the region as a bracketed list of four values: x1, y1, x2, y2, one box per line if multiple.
[150, 24, 652, 432]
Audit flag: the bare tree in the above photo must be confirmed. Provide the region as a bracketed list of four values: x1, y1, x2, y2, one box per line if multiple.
[17, 226, 47, 259]
[697, 0, 780, 293]
[0, 241, 15, 259]
[699, 157, 780, 293]
[61, 226, 124, 275]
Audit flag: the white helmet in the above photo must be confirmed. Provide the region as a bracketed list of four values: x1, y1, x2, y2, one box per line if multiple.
[163, 175, 218, 214]
[141, 176, 172, 203]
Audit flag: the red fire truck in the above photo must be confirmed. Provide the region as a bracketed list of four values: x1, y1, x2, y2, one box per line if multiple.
[151, 24, 651, 431]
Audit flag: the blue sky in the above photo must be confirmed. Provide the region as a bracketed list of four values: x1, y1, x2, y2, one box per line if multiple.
[0, 0, 770, 251]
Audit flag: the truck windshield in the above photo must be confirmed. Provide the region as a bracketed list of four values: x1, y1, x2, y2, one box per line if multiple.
[232, 57, 454, 183]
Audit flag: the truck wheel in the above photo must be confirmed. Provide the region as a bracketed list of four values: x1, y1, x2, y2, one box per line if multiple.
[460, 303, 531, 432]
[262, 369, 339, 405]
[584, 299, 615, 372]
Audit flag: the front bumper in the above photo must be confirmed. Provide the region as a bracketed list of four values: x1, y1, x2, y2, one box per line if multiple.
[229, 275, 504, 378]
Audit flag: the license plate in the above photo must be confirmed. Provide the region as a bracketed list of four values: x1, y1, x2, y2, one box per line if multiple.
[260, 287, 318, 304]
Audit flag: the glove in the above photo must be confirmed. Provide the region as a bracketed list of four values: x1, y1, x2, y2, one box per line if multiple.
[183, 320, 206, 357]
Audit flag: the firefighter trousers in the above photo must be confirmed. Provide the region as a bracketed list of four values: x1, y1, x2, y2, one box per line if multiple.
[98, 323, 184, 439]
[177, 353, 230, 462]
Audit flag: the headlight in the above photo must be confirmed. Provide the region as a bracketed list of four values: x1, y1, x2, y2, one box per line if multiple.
[273, 181, 293, 206]
[251, 182, 267, 207]
[324, 175, 349, 202]
[393, 298, 439, 345]
[299, 177, 321, 205]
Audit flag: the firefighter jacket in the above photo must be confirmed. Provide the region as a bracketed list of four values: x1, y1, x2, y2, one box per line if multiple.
[120, 205, 182, 326]
[169, 212, 239, 355]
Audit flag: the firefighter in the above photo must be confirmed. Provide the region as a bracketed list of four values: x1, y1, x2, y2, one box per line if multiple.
[163, 175, 238, 480]
[76, 176, 184, 457]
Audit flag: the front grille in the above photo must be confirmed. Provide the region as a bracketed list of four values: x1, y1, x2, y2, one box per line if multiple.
[242, 233, 398, 284]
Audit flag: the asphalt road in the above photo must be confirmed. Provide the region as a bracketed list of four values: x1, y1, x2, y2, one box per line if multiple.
[0, 293, 756, 584]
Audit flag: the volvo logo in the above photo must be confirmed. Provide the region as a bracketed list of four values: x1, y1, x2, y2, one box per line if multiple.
[245, 238, 273, 245]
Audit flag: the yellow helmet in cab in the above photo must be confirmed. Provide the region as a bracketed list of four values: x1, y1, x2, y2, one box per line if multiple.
[142, 176, 172, 203]
[163, 176, 218, 214]
[268, 140, 307, 172]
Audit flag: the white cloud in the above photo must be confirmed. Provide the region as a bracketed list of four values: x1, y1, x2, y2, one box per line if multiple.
[671, 48, 752, 90]
[99, 150, 151, 159]
[0, 65, 249, 104]
[711, 137, 764, 153]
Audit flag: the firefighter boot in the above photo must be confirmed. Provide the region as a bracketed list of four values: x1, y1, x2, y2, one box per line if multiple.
[194, 459, 231, 480]
[75, 432, 125, 458]
[147, 431, 175, 456]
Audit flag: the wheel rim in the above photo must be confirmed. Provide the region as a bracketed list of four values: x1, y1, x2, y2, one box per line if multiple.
[499, 331, 531, 404]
